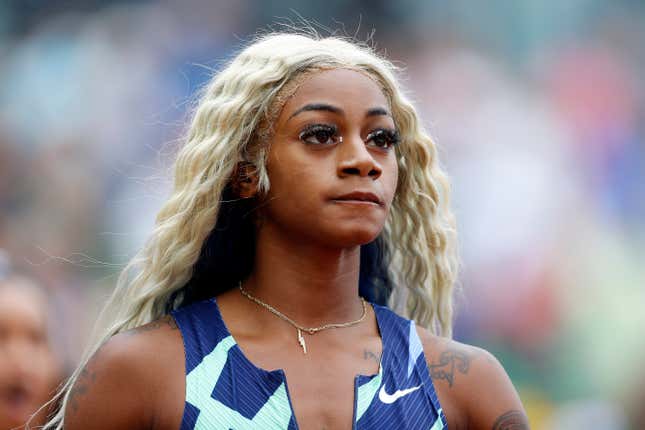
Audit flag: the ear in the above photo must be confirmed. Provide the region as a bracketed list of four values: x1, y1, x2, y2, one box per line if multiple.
[232, 162, 259, 198]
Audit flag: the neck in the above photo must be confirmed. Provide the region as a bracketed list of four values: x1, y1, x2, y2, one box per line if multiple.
[244, 223, 364, 326]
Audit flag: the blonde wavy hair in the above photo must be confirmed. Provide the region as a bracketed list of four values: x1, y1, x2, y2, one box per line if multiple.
[41, 31, 458, 430]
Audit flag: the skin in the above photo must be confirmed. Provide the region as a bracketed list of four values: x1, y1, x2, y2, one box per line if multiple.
[0, 280, 60, 430]
[64, 69, 529, 429]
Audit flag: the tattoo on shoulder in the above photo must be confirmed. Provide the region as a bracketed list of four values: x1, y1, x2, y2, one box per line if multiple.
[427, 348, 471, 388]
[69, 365, 96, 413]
[125, 315, 178, 336]
[68, 345, 105, 414]
[363, 349, 382, 365]
[492, 410, 530, 430]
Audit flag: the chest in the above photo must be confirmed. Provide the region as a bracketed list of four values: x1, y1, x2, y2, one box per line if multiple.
[152, 344, 447, 430]
[230, 330, 382, 430]
[302, 347, 389, 429]
[162, 301, 446, 429]
[157, 331, 384, 429]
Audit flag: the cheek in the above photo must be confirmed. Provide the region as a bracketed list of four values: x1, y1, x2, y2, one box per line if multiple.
[264, 157, 320, 217]
[270, 177, 322, 219]
[382, 156, 399, 205]
[265, 143, 329, 200]
[33, 347, 57, 381]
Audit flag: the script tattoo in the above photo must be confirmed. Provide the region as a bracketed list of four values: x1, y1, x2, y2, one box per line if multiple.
[492, 410, 530, 430]
[428, 349, 471, 387]
[363, 349, 382, 365]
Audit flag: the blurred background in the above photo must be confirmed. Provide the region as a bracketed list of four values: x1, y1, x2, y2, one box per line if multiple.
[0, 1, 644, 428]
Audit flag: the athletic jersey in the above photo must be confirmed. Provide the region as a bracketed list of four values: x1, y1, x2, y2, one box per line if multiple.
[171, 298, 447, 429]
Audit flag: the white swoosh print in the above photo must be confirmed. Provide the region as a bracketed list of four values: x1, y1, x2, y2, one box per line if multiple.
[378, 384, 422, 404]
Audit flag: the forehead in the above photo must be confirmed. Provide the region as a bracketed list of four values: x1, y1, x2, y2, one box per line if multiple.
[281, 68, 389, 114]
[0, 284, 47, 330]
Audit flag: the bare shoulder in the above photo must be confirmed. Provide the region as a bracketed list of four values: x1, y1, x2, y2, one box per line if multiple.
[415, 326, 530, 430]
[65, 315, 184, 430]
[414, 326, 500, 390]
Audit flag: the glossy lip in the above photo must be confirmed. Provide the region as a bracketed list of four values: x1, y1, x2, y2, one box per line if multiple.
[331, 191, 384, 206]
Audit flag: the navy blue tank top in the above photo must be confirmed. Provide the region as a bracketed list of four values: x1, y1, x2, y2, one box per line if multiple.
[171, 298, 447, 429]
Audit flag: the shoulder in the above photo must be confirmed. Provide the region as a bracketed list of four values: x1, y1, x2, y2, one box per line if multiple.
[64, 315, 184, 430]
[415, 326, 530, 430]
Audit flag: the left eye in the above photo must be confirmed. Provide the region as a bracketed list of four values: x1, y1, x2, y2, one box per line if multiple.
[299, 124, 339, 145]
[366, 129, 400, 149]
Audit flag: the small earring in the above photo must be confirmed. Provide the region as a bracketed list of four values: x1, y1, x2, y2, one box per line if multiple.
[338, 136, 344, 143]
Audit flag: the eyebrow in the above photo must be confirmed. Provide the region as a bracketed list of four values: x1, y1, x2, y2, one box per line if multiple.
[288, 103, 342, 120]
[288, 103, 391, 121]
[366, 107, 390, 117]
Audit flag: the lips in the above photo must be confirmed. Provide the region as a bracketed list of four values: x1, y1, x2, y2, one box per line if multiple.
[1, 383, 34, 422]
[332, 191, 383, 206]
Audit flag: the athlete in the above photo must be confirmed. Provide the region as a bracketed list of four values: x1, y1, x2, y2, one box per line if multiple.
[43, 32, 529, 429]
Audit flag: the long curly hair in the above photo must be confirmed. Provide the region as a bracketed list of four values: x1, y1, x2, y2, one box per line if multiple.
[42, 31, 458, 430]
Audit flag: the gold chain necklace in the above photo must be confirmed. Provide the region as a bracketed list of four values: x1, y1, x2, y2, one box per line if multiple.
[239, 282, 367, 354]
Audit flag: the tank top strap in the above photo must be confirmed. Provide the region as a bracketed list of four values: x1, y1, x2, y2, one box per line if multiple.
[171, 298, 229, 374]
[370, 304, 448, 429]
[171, 298, 298, 430]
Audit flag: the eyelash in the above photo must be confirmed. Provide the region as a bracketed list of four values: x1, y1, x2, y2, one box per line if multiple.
[298, 124, 400, 150]
[366, 128, 401, 149]
[298, 124, 339, 146]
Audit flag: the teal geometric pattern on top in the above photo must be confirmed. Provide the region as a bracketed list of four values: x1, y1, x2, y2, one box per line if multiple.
[354, 364, 382, 423]
[430, 411, 445, 430]
[171, 298, 447, 429]
[185, 335, 292, 429]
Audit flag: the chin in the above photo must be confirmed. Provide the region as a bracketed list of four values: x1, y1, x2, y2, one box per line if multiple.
[326, 226, 383, 248]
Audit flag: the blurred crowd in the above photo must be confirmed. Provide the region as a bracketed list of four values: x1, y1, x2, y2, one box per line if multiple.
[1, 1, 644, 428]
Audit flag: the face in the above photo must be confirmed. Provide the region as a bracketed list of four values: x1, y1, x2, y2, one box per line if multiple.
[0, 283, 59, 429]
[260, 68, 399, 247]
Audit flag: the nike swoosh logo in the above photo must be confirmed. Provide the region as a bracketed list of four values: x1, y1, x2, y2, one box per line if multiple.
[378, 384, 423, 404]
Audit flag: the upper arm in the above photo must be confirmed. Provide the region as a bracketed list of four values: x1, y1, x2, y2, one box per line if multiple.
[63, 324, 174, 430]
[462, 347, 530, 429]
[416, 327, 530, 430]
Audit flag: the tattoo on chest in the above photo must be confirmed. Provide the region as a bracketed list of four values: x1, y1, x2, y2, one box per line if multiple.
[363, 349, 382, 365]
[492, 410, 530, 430]
[427, 349, 471, 388]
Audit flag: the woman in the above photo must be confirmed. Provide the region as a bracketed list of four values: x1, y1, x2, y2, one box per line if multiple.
[44, 33, 528, 429]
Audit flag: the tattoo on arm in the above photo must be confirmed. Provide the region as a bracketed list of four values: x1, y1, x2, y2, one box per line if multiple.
[492, 410, 530, 430]
[67, 316, 178, 414]
[68, 352, 101, 413]
[363, 349, 382, 365]
[428, 349, 471, 388]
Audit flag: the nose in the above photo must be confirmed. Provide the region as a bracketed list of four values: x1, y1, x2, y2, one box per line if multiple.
[337, 134, 382, 180]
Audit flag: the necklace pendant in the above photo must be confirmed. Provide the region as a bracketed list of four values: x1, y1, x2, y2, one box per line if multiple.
[297, 328, 307, 354]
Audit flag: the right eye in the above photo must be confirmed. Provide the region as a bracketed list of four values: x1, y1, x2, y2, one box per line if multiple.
[298, 124, 339, 146]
